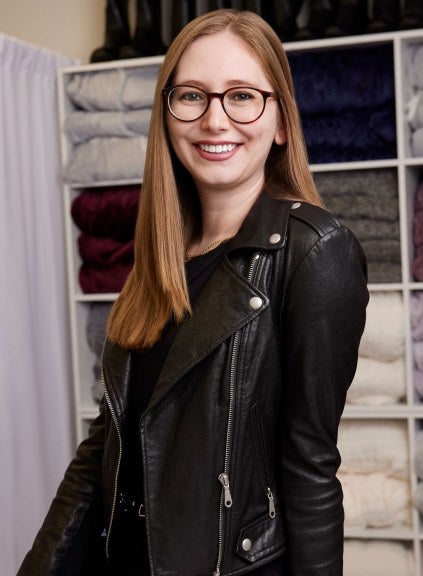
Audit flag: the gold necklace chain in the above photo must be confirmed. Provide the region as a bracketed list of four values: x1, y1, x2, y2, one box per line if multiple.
[185, 237, 232, 261]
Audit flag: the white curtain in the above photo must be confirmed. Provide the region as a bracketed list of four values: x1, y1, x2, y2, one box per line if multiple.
[0, 35, 77, 575]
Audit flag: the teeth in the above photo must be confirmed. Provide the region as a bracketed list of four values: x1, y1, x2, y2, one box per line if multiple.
[199, 143, 237, 153]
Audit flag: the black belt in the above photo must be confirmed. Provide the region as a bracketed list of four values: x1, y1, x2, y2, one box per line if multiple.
[118, 492, 146, 518]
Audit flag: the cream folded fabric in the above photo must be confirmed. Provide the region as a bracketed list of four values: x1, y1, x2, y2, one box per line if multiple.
[338, 420, 409, 478]
[348, 355, 406, 405]
[344, 540, 414, 576]
[339, 472, 411, 528]
[359, 292, 404, 361]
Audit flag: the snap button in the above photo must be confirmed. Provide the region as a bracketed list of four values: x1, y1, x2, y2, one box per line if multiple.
[249, 296, 263, 310]
[242, 538, 252, 551]
[269, 233, 281, 244]
[291, 201, 301, 209]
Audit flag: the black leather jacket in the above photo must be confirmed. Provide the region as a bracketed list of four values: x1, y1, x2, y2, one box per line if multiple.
[18, 193, 368, 576]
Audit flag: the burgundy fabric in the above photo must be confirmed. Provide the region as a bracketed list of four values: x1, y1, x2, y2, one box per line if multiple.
[71, 186, 141, 241]
[79, 262, 132, 294]
[414, 209, 423, 248]
[415, 182, 423, 211]
[78, 234, 134, 266]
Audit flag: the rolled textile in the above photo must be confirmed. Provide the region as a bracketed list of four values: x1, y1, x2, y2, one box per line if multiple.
[79, 262, 132, 294]
[288, 44, 394, 116]
[338, 420, 408, 478]
[359, 291, 404, 361]
[64, 136, 148, 184]
[86, 302, 113, 403]
[415, 430, 423, 480]
[406, 91, 423, 130]
[320, 194, 399, 222]
[411, 245, 423, 281]
[347, 355, 406, 405]
[415, 481, 423, 514]
[411, 127, 423, 157]
[413, 368, 423, 400]
[71, 187, 140, 241]
[66, 65, 159, 111]
[65, 109, 152, 144]
[314, 168, 398, 197]
[366, 262, 401, 284]
[339, 472, 411, 529]
[410, 292, 423, 341]
[410, 44, 423, 89]
[302, 105, 396, 164]
[344, 540, 414, 576]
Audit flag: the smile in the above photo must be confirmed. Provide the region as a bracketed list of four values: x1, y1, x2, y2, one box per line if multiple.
[198, 143, 238, 154]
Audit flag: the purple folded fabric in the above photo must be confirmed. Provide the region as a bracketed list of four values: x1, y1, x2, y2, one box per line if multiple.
[79, 262, 132, 294]
[71, 186, 140, 241]
[78, 234, 134, 266]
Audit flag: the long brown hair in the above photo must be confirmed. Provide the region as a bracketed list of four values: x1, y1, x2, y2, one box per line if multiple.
[107, 9, 321, 350]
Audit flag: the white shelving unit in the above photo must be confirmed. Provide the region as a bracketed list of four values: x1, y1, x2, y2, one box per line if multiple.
[57, 28, 423, 576]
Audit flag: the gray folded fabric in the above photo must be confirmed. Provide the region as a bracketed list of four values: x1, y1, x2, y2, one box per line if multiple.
[361, 238, 401, 264]
[406, 92, 423, 130]
[64, 136, 148, 183]
[367, 262, 402, 283]
[65, 109, 152, 144]
[322, 194, 399, 221]
[342, 218, 400, 242]
[86, 303, 113, 404]
[314, 169, 398, 197]
[411, 127, 423, 157]
[66, 65, 160, 111]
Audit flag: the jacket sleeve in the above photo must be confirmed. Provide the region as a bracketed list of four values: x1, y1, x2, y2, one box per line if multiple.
[280, 225, 368, 576]
[17, 401, 106, 576]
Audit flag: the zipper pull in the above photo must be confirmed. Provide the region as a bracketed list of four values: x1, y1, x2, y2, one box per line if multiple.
[267, 488, 276, 518]
[218, 473, 233, 508]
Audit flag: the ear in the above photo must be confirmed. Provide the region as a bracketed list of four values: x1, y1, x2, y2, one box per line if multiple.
[274, 117, 287, 145]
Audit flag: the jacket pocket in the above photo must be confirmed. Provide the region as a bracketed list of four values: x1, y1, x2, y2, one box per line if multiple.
[251, 402, 276, 518]
[236, 513, 285, 563]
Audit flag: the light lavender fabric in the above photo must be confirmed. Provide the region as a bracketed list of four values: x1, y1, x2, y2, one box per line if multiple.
[64, 109, 152, 144]
[410, 292, 423, 341]
[64, 136, 148, 183]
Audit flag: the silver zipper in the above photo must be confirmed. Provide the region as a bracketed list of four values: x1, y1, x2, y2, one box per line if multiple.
[101, 368, 123, 561]
[213, 252, 261, 576]
[267, 487, 276, 518]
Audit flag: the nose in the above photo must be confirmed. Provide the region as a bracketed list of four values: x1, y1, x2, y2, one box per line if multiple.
[200, 95, 230, 132]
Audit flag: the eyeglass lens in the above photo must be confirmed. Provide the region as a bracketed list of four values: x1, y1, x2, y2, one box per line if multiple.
[167, 86, 267, 123]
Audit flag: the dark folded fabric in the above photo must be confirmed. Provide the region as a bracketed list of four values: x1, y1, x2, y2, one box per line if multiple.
[412, 246, 423, 282]
[78, 234, 134, 266]
[79, 262, 132, 294]
[288, 44, 395, 116]
[71, 186, 140, 241]
[414, 209, 423, 247]
[414, 181, 423, 211]
[342, 219, 400, 242]
[302, 105, 396, 164]
[367, 262, 401, 283]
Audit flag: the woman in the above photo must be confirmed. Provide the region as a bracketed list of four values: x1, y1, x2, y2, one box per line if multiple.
[18, 9, 368, 576]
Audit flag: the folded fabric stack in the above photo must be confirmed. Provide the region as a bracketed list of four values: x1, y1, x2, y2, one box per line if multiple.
[71, 185, 140, 293]
[63, 65, 159, 183]
[348, 291, 405, 405]
[86, 302, 113, 403]
[344, 540, 414, 576]
[411, 180, 423, 282]
[314, 169, 401, 284]
[415, 429, 423, 517]
[338, 420, 411, 529]
[288, 44, 396, 164]
[404, 43, 423, 157]
[410, 291, 423, 400]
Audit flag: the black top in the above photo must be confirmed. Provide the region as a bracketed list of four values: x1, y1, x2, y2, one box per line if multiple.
[115, 243, 285, 576]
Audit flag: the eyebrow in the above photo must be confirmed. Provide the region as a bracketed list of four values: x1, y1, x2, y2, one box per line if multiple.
[175, 79, 259, 88]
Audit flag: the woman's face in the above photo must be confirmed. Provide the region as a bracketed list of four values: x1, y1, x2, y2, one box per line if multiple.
[166, 30, 286, 198]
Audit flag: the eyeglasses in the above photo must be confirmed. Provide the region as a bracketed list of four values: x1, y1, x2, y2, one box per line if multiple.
[163, 85, 278, 124]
